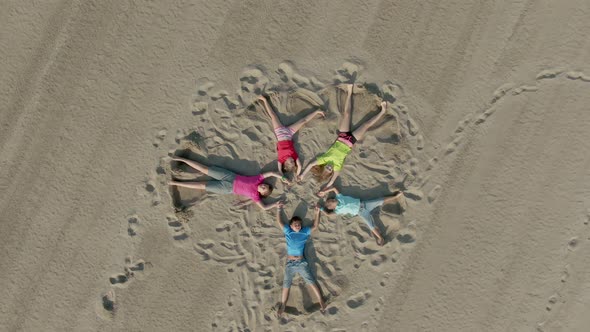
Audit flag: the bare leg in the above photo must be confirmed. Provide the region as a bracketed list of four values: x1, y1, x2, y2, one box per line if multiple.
[351, 101, 388, 141]
[307, 284, 327, 313]
[338, 84, 354, 132]
[278, 287, 290, 316]
[383, 190, 404, 205]
[168, 181, 206, 190]
[172, 156, 210, 175]
[287, 110, 325, 133]
[371, 228, 385, 246]
[258, 96, 284, 130]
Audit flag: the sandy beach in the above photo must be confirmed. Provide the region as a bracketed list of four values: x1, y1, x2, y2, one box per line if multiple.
[1, 1, 590, 331]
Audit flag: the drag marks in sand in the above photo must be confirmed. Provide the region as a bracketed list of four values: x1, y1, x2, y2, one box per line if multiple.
[168, 62, 434, 331]
[422, 67, 590, 207]
[536, 208, 590, 331]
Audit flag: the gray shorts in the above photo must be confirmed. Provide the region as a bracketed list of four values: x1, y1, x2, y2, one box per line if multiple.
[358, 198, 385, 230]
[205, 166, 236, 194]
[283, 259, 315, 288]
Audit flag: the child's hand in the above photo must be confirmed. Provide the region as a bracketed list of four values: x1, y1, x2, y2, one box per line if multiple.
[314, 203, 321, 213]
[317, 190, 326, 198]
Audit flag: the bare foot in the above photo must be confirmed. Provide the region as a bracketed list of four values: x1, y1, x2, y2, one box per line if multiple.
[381, 101, 388, 112]
[320, 302, 327, 314]
[316, 110, 326, 119]
[277, 302, 285, 317]
[376, 236, 385, 246]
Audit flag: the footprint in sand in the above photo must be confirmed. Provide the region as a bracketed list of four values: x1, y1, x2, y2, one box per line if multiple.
[427, 185, 442, 203]
[333, 61, 361, 84]
[416, 134, 424, 150]
[127, 215, 139, 237]
[192, 101, 208, 116]
[407, 117, 419, 136]
[346, 290, 372, 309]
[196, 78, 215, 96]
[142, 178, 161, 206]
[381, 80, 404, 102]
[545, 293, 559, 311]
[153, 129, 167, 147]
[536, 68, 564, 80]
[109, 273, 129, 285]
[379, 272, 391, 287]
[445, 135, 463, 154]
[101, 290, 116, 313]
[277, 61, 320, 90]
[370, 254, 388, 267]
[397, 223, 417, 245]
[491, 83, 515, 104]
[167, 215, 190, 242]
[567, 237, 579, 251]
[475, 105, 498, 125]
[512, 85, 539, 95]
[455, 114, 472, 133]
[566, 71, 590, 82]
[373, 296, 385, 313]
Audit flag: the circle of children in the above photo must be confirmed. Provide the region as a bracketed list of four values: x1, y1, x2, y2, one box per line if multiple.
[170, 84, 405, 316]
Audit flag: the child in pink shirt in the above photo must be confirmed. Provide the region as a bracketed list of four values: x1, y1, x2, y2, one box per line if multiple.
[169, 156, 288, 210]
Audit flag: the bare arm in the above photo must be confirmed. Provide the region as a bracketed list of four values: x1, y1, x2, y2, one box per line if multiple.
[262, 171, 290, 185]
[311, 203, 321, 232]
[323, 170, 341, 189]
[295, 158, 302, 176]
[257, 200, 282, 211]
[233, 199, 252, 208]
[317, 185, 339, 197]
[299, 159, 318, 181]
[275, 204, 286, 228]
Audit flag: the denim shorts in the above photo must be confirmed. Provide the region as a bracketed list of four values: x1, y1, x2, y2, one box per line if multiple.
[205, 166, 236, 194]
[283, 259, 315, 288]
[358, 198, 384, 230]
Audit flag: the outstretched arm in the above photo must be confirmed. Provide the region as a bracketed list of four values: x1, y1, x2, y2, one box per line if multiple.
[275, 203, 286, 228]
[257, 200, 282, 211]
[262, 171, 291, 185]
[295, 159, 302, 176]
[299, 159, 318, 181]
[311, 203, 321, 233]
[233, 199, 253, 208]
[317, 185, 339, 197]
[323, 170, 341, 189]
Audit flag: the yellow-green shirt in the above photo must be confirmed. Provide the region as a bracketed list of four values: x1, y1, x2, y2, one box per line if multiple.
[316, 141, 352, 171]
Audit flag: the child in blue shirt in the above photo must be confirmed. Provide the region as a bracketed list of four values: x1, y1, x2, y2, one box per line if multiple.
[319, 187, 405, 246]
[275, 203, 326, 317]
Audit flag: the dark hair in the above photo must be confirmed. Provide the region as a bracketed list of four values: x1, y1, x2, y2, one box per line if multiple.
[323, 208, 334, 214]
[289, 216, 302, 225]
[258, 183, 274, 198]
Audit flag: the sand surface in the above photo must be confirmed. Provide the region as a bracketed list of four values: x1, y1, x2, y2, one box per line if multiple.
[1, 1, 590, 331]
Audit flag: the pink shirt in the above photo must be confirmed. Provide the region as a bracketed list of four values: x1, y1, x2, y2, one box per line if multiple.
[232, 174, 264, 202]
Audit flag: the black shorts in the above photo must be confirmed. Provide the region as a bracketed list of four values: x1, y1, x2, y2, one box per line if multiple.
[337, 131, 357, 145]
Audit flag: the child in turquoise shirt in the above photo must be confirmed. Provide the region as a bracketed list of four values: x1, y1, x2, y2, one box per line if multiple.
[319, 186, 405, 246]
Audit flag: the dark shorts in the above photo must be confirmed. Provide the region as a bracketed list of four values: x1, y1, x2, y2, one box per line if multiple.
[337, 131, 357, 146]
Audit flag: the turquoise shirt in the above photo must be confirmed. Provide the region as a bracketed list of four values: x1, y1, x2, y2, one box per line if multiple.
[334, 194, 361, 216]
[283, 225, 311, 256]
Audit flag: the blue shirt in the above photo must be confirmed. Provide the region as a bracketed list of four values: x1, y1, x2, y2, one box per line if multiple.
[283, 225, 311, 256]
[334, 194, 361, 216]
